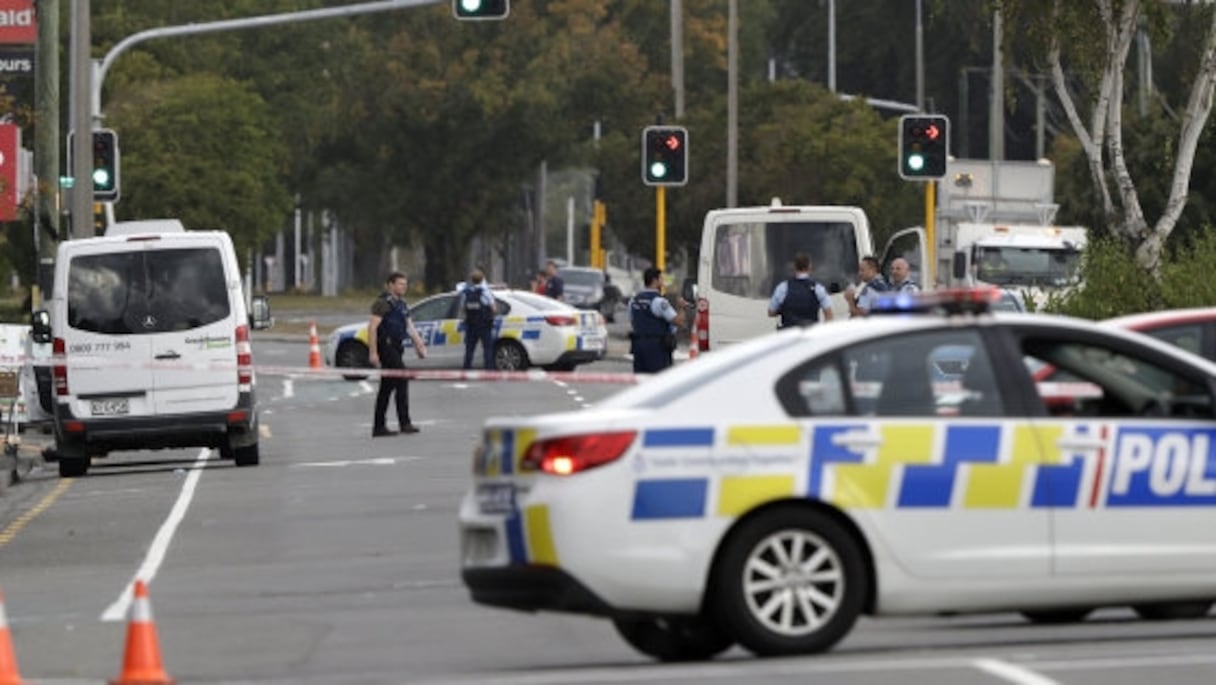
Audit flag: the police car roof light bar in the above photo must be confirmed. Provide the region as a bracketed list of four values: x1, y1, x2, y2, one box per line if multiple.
[870, 288, 1000, 316]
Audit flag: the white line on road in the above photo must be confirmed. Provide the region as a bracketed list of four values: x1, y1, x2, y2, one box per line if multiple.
[973, 658, 1060, 685]
[292, 456, 420, 468]
[281, 378, 294, 399]
[100, 447, 211, 622]
[359, 380, 374, 393]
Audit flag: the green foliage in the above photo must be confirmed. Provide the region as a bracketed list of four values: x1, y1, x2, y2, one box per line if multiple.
[1159, 227, 1216, 308]
[1041, 236, 1159, 320]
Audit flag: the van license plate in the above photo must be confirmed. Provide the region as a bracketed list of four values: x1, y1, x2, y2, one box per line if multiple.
[91, 399, 129, 416]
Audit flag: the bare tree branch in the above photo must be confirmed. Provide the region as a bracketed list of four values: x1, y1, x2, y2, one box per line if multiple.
[1105, 0, 1147, 242]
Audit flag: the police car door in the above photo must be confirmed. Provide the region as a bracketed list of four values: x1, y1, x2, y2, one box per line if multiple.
[407, 294, 458, 368]
[788, 327, 1051, 579]
[1016, 329, 1216, 577]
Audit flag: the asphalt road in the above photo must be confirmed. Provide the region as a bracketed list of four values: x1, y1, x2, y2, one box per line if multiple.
[0, 340, 1214, 684]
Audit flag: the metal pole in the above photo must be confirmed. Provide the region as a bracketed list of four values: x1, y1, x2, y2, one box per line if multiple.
[293, 202, 302, 289]
[671, 0, 684, 119]
[726, 0, 738, 208]
[566, 196, 574, 266]
[915, 0, 924, 111]
[656, 186, 666, 272]
[925, 181, 936, 287]
[35, 0, 60, 250]
[70, 0, 93, 238]
[828, 0, 836, 92]
[989, 5, 1005, 161]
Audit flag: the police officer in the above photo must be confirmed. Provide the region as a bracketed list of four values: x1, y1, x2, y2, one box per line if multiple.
[767, 252, 834, 328]
[889, 257, 920, 293]
[629, 267, 685, 373]
[368, 271, 427, 437]
[460, 269, 497, 370]
[844, 255, 889, 318]
[543, 260, 565, 301]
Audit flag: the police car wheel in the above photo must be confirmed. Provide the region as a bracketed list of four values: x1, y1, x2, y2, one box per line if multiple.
[494, 341, 529, 371]
[58, 457, 89, 478]
[336, 341, 371, 381]
[713, 507, 865, 656]
[1132, 601, 1212, 621]
[611, 616, 734, 662]
[1020, 608, 1092, 624]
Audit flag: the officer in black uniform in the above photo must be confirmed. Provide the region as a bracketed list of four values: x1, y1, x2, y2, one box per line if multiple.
[767, 252, 834, 328]
[629, 267, 686, 373]
[368, 271, 427, 437]
[461, 269, 497, 370]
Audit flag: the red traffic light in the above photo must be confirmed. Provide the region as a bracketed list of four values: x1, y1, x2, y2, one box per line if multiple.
[663, 135, 681, 151]
[924, 124, 940, 141]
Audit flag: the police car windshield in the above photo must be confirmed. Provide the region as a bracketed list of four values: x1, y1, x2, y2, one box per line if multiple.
[599, 332, 804, 410]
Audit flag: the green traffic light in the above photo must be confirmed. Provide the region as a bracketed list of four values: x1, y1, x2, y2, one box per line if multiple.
[649, 162, 668, 179]
[93, 168, 112, 188]
[906, 154, 925, 172]
[459, 0, 482, 10]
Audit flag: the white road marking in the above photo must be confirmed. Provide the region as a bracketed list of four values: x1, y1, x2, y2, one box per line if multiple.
[973, 659, 1060, 685]
[292, 456, 420, 468]
[281, 378, 294, 399]
[359, 380, 374, 393]
[258, 423, 272, 439]
[101, 447, 211, 622]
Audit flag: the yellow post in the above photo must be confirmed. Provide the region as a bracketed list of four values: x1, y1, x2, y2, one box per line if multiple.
[656, 186, 666, 272]
[589, 203, 602, 269]
[924, 180, 936, 287]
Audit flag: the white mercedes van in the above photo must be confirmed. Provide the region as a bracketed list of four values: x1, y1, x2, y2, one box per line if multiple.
[33, 220, 271, 477]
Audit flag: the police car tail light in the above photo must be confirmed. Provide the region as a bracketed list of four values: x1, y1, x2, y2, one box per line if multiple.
[521, 431, 637, 475]
[53, 336, 69, 396]
[235, 325, 253, 386]
[694, 298, 709, 351]
[544, 314, 577, 327]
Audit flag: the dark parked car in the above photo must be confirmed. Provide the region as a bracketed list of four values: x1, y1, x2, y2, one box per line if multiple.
[558, 266, 622, 322]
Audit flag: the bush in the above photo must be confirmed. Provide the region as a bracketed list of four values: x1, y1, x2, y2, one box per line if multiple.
[1160, 228, 1216, 308]
[1042, 236, 1159, 319]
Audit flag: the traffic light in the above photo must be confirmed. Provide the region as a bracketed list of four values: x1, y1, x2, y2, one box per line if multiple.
[898, 114, 949, 180]
[91, 129, 120, 201]
[641, 126, 689, 186]
[452, 0, 509, 20]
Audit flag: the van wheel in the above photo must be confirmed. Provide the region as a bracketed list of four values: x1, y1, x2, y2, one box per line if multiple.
[336, 341, 370, 381]
[1133, 601, 1212, 620]
[232, 443, 259, 467]
[712, 507, 866, 657]
[494, 341, 529, 371]
[1021, 608, 1093, 624]
[612, 616, 734, 662]
[58, 458, 89, 478]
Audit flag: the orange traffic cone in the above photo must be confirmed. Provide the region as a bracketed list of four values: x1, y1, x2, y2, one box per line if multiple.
[110, 580, 174, 685]
[0, 587, 28, 685]
[307, 321, 323, 370]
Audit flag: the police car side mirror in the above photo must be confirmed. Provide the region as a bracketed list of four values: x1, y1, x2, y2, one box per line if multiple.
[30, 309, 52, 343]
[249, 295, 274, 331]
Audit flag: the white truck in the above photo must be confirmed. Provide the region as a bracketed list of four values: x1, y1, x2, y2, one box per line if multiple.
[889, 159, 1087, 305]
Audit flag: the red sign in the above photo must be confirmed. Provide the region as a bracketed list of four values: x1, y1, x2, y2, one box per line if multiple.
[0, 123, 20, 221]
[0, 0, 36, 45]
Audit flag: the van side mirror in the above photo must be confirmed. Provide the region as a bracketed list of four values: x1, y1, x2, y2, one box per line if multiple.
[952, 251, 967, 279]
[681, 278, 698, 302]
[30, 309, 51, 343]
[249, 296, 273, 331]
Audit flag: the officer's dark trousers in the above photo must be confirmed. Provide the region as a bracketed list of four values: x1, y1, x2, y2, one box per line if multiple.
[374, 338, 411, 429]
[632, 337, 673, 374]
[463, 326, 494, 370]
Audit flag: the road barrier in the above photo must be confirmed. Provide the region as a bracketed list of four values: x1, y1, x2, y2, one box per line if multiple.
[0, 585, 26, 685]
[111, 580, 175, 685]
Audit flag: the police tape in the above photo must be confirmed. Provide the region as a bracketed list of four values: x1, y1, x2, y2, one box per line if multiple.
[0, 356, 645, 384]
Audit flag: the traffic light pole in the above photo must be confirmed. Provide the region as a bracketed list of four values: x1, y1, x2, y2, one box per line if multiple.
[656, 186, 666, 273]
[925, 181, 936, 286]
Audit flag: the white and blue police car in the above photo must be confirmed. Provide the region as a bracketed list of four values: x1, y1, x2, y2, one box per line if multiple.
[459, 289, 1216, 661]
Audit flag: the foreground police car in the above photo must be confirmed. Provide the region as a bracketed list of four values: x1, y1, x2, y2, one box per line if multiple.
[325, 289, 606, 376]
[460, 290, 1216, 661]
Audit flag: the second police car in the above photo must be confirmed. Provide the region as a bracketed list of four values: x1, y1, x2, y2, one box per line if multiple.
[325, 288, 607, 376]
[459, 290, 1216, 661]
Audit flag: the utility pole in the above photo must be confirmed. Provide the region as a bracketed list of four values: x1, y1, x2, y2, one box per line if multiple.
[34, 0, 60, 298]
[989, 4, 1005, 161]
[69, 0, 93, 237]
[726, 0, 737, 208]
[671, 0, 684, 119]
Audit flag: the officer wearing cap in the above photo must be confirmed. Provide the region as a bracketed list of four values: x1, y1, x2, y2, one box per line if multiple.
[629, 267, 686, 373]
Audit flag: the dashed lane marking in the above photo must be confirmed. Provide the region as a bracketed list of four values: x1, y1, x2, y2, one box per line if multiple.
[0, 479, 75, 549]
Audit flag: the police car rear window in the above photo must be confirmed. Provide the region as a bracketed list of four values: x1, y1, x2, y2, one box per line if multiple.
[68, 248, 230, 334]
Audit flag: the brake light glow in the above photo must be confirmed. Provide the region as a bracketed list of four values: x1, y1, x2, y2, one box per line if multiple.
[544, 314, 577, 327]
[695, 297, 710, 351]
[520, 431, 637, 475]
[235, 324, 254, 387]
[53, 337, 68, 396]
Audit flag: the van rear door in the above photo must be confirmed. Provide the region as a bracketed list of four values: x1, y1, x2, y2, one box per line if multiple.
[141, 244, 240, 415]
[63, 250, 156, 419]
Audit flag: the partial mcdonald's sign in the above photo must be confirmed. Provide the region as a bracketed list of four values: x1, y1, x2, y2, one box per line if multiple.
[0, 0, 36, 45]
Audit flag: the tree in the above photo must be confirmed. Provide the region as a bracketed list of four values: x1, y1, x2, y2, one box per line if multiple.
[1008, 0, 1216, 273]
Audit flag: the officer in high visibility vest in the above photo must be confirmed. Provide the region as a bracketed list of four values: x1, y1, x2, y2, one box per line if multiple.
[629, 267, 686, 374]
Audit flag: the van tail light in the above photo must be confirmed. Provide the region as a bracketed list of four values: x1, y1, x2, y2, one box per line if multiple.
[53, 337, 68, 396]
[520, 431, 637, 476]
[235, 325, 254, 387]
[544, 314, 577, 327]
[695, 297, 710, 351]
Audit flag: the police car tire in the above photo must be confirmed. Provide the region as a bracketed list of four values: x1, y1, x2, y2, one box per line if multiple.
[1020, 608, 1092, 624]
[58, 457, 89, 478]
[1132, 601, 1212, 621]
[611, 616, 734, 662]
[494, 341, 529, 371]
[712, 507, 866, 657]
[336, 341, 371, 381]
